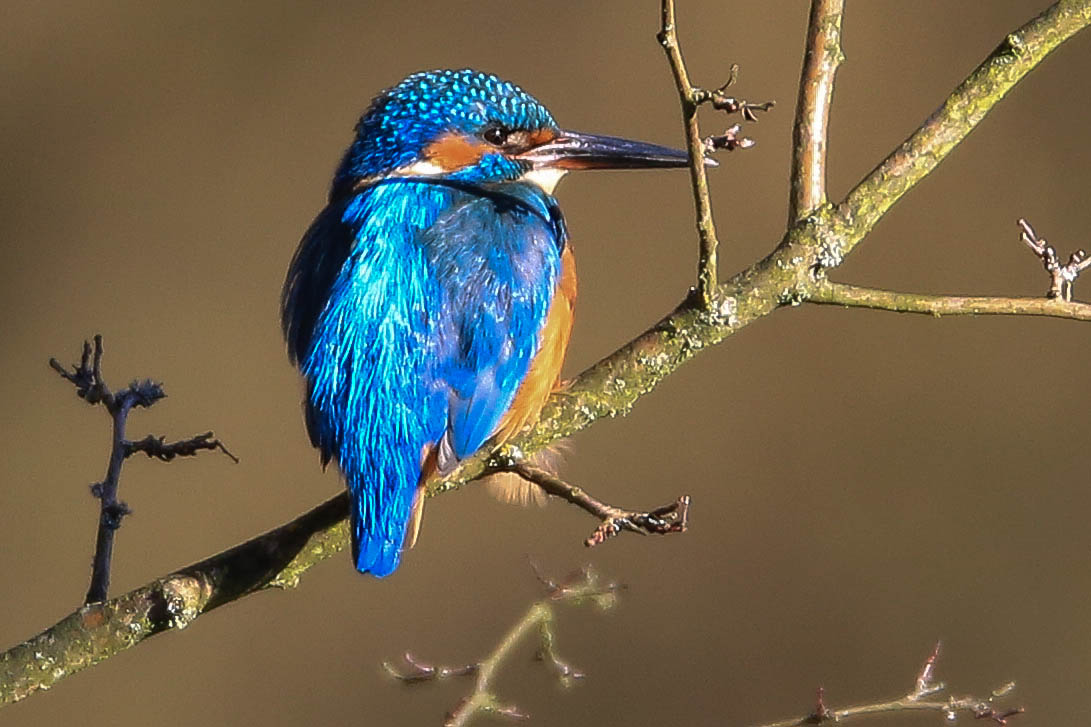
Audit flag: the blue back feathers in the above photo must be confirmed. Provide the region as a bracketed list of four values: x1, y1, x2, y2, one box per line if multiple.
[282, 70, 567, 576]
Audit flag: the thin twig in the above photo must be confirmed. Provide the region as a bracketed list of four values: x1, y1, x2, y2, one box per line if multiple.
[656, 6, 771, 307]
[789, 0, 845, 222]
[1018, 218, 1091, 301]
[383, 567, 620, 727]
[658, 0, 721, 306]
[752, 643, 1023, 727]
[48, 337, 234, 604]
[383, 653, 479, 684]
[125, 433, 239, 463]
[809, 280, 1091, 320]
[489, 462, 689, 547]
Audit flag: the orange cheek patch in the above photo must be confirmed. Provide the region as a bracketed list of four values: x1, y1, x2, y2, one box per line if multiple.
[525, 128, 557, 147]
[423, 133, 489, 171]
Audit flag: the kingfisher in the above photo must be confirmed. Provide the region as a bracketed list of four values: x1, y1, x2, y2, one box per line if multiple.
[283, 69, 700, 576]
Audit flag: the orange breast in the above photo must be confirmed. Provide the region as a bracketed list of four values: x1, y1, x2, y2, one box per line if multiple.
[413, 245, 577, 532]
[493, 244, 578, 444]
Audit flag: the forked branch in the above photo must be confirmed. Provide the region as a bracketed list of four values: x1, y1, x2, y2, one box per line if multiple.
[752, 643, 1023, 727]
[811, 218, 1091, 319]
[48, 336, 235, 605]
[657, 0, 771, 306]
[1019, 218, 1091, 301]
[383, 567, 621, 726]
[488, 461, 690, 547]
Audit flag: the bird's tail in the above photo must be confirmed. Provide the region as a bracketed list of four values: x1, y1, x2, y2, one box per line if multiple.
[348, 473, 416, 577]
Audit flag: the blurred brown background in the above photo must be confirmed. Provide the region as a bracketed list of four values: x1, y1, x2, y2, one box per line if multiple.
[2, 1, 1089, 725]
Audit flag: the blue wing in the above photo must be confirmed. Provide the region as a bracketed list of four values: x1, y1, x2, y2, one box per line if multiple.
[282, 195, 358, 466]
[283, 179, 563, 576]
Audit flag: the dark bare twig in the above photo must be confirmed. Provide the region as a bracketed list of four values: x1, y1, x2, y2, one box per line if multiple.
[488, 461, 689, 547]
[790, 0, 846, 222]
[386, 567, 619, 727]
[50, 336, 235, 604]
[752, 643, 1023, 727]
[1018, 218, 1091, 301]
[125, 432, 239, 463]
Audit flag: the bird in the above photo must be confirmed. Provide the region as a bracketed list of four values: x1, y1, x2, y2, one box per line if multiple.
[282, 68, 699, 576]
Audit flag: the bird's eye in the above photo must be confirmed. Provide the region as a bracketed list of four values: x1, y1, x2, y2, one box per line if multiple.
[482, 125, 510, 146]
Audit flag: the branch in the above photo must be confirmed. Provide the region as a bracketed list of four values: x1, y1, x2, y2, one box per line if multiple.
[657, 0, 719, 304]
[810, 281, 1091, 321]
[4, 1, 1091, 707]
[789, 0, 845, 222]
[810, 217, 1091, 320]
[383, 567, 621, 726]
[491, 462, 689, 547]
[125, 432, 239, 463]
[48, 336, 235, 605]
[752, 643, 1023, 727]
[657, 5, 772, 307]
[834, 0, 1091, 263]
[1, 492, 350, 705]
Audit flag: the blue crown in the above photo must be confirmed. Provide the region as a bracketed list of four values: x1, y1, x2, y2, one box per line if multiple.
[333, 69, 556, 195]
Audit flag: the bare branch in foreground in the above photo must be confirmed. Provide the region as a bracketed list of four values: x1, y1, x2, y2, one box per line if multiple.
[1019, 218, 1091, 301]
[488, 461, 690, 547]
[753, 643, 1023, 727]
[789, 0, 845, 222]
[384, 567, 621, 727]
[49, 336, 236, 605]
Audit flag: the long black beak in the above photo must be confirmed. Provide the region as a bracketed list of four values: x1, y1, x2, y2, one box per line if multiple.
[517, 129, 717, 170]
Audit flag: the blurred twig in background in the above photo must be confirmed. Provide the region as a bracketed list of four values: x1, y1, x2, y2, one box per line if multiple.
[384, 566, 621, 726]
[753, 644, 1023, 727]
[3, 0, 1091, 711]
[389, 585, 1022, 727]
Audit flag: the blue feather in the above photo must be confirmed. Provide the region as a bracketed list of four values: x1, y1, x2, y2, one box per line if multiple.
[283, 178, 563, 576]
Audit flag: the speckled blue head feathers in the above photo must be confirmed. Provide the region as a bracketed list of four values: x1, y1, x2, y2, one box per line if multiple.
[333, 69, 557, 194]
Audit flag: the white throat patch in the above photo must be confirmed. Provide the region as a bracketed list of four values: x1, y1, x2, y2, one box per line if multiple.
[521, 168, 568, 195]
[399, 160, 446, 176]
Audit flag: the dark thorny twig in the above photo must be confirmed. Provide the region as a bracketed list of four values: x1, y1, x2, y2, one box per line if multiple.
[50, 336, 236, 604]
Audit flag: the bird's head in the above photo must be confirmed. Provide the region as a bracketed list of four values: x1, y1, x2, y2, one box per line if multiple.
[332, 68, 706, 198]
